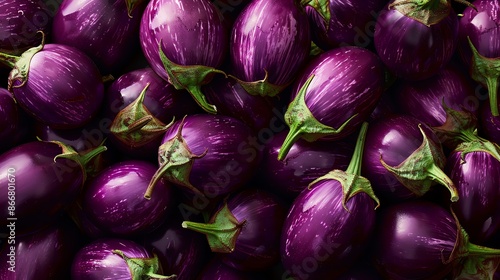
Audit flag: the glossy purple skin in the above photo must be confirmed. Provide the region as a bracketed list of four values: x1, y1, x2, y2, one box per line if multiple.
[362, 114, 445, 202]
[306, 0, 386, 50]
[216, 189, 286, 271]
[0, 0, 51, 55]
[373, 200, 457, 280]
[140, 0, 228, 81]
[458, 0, 500, 66]
[71, 238, 154, 280]
[446, 150, 500, 244]
[83, 160, 174, 237]
[394, 63, 479, 127]
[281, 179, 377, 279]
[0, 141, 84, 234]
[374, 2, 459, 81]
[480, 101, 500, 144]
[51, 0, 143, 74]
[10, 44, 104, 129]
[0, 218, 83, 280]
[142, 217, 211, 280]
[0, 88, 22, 149]
[197, 258, 261, 280]
[290, 46, 385, 140]
[260, 130, 353, 198]
[160, 114, 260, 197]
[230, 0, 310, 85]
[203, 76, 279, 132]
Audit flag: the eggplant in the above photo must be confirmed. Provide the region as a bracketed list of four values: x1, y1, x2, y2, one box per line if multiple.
[141, 215, 211, 280]
[0, 39, 105, 129]
[144, 114, 260, 202]
[82, 160, 176, 237]
[458, 0, 500, 116]
[277, 46, 385, 160]
[51, 0, 144, 75]
[304, 0, 386, 50]
[259, 129, 353, 199]
[446, 144, 500, 245]
[0, 0, 52, 56]
[362, 114, 458, 203]
[0, 87, 33, 152]
[0, 141, 106, 234]
[71, 238, 174, 279]
[229, 0, 311, 97]
[373, 199, 500, 280]
[182, 188, 287, 271]
[0, 217, 84, 280]
[140, 0, 228, 113]
[280, 122, 380, 279]
[374, 0, 461, 81]
[105, 67, 200, 160]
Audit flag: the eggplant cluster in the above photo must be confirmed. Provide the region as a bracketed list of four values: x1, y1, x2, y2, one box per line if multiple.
[2, 0, 500, 279]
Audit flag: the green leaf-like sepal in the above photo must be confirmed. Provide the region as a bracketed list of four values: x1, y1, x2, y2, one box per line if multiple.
[380, 124, 459, 202]
[7, 31, 45, 91]
[467, 36, 500, 117]
[159, 41, 226, 114]
[144, 117, 207, 199]
[228, 70, 288, 97]
[181, 203, 246, 253]
[277, 74, 357, 160]
[388, 0, 451, 26]
[455, 140, 500, 164]
[110, 83, 173, 148]
[112, 250, 176, 280]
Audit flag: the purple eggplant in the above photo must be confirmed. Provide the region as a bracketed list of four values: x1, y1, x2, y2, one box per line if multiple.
[51, 0, 145, 75]
[144, 114, 260, 202]
[229, 0, 311, 97]
[259, 129, 353, 198]
[197, 257, 263, 280]
[203, 75, 281, 132]
[82, 160, 176, 237]
[0, 0, 52, 56]
[277, 46, 385, 160]
[0, 140, 106, 234]
[105, 67, 200, 160]
[304, 0, 386, 50]
[374, 0, 461, 81]
[71, 238, 174, 280]
[373, 199, 500, 280]
[0, 87, 33, 152]
[0, 217, 84, 280]
[140, 0, 228, 113]
[362, 114, 458, 203]
[182, 188, 287, 271]
[281, 122, 380, 279]
[141, 215, 211, 280]
[458, 0, 500, 116]
[0, 39, 105, 129]
[446, 145, 500, 245]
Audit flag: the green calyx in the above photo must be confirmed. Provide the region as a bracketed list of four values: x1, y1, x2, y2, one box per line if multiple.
[112, 250, 176, 280]
[159, 41, 225, 114]
[300, 0, 331, 30]
[389, 0, 451, 26]
[467, 36, 500, 117]
[181, 203, 246, 253]
[110, 83, 173, 148]
[228, 70, 288, 97]
[307, 122, 380, 211]
[144, 117, 207, 200]
[51, 140, 107, 183]
[3, 31, 45, 91]
[277, 74, 357, 161]
[380, 124, 459, 202]
[455, 140, 500, 164]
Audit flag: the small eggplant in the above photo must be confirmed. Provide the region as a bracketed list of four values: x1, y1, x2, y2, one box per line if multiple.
[71, 238, 175, 280]
[277, 46, 385, 160]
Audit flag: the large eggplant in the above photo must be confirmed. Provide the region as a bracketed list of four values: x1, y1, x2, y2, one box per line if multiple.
[277, 46, 385, 160]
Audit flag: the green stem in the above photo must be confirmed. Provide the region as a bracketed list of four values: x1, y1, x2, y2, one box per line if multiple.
[427, 164, 459, 202]
[182, 220, 233, 234]
[79, 145, 108, 167]
[127, 115, 154, 133]
[468, 243, 500, 256]
[0, 51, 20, 68]
[186, 85, 217, 114]
[277, 124, 304, 161]
[486, 76, 499, 117]
[345, 122, 368, 175]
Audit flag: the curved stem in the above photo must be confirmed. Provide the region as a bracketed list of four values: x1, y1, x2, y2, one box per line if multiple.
[0, 51, 20, 68]
[486, 76, 499, 117]
[277, 124, 303, 161]
[345, 122, 368, 175]
[80, 145, 107, 167]
[427, 164, 459, 202]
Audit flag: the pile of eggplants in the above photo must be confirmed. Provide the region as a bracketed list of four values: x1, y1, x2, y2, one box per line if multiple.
[4, 0, 500, 279]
